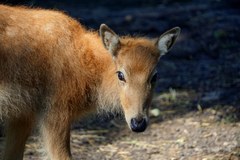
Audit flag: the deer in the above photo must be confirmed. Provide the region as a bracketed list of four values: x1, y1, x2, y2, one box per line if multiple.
[0, 4, 180, 160]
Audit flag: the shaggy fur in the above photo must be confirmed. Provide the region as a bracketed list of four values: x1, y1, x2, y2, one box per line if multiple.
[0, 4, 180, 160]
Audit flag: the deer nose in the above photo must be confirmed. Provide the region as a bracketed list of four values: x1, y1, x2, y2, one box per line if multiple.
[130, 117, 147, 132]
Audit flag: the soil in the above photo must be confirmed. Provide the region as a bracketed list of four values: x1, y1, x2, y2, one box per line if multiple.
[1, 91, 240, 159]
[0, 0, 240, 159]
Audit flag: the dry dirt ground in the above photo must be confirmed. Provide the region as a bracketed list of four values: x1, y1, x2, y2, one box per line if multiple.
[0, 90, 239, 160]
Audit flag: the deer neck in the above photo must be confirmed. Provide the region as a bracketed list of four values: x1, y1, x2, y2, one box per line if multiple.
[97, 57, 122, 114]
[80, 31, 122, 113]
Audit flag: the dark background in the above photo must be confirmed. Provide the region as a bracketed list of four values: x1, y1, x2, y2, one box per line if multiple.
[1, 0, 240, 107]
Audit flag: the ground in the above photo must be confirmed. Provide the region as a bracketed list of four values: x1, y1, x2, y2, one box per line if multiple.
[1, 90, 239, 159]
[0, 0, 240, 159]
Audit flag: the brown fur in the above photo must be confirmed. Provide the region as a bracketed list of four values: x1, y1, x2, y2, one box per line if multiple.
[0, 4, 180, 160]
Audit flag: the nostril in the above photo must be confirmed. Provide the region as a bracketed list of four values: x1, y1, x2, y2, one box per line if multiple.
[134, 118, 144, 124]
[131, 118, 138, 128]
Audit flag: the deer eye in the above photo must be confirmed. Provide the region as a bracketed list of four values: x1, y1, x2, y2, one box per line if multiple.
[151, 72, 158, 84]
[117, 71, 125, 82]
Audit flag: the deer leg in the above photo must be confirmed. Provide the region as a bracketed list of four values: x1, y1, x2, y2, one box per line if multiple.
[40, 111, 72, 160]
[2, 116, 34, 160]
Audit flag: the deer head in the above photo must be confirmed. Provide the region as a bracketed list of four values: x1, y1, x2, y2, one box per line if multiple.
[100, 24, 180, 132]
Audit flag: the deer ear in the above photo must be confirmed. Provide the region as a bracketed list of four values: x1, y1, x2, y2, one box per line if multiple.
[156, 27, 181, 56]
[100, 24, 120, 57]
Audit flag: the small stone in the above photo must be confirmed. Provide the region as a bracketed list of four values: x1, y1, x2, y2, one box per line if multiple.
[150, 108, 161, 117]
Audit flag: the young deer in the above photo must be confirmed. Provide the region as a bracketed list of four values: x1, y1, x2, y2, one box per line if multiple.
[0, 4, 180, 160]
